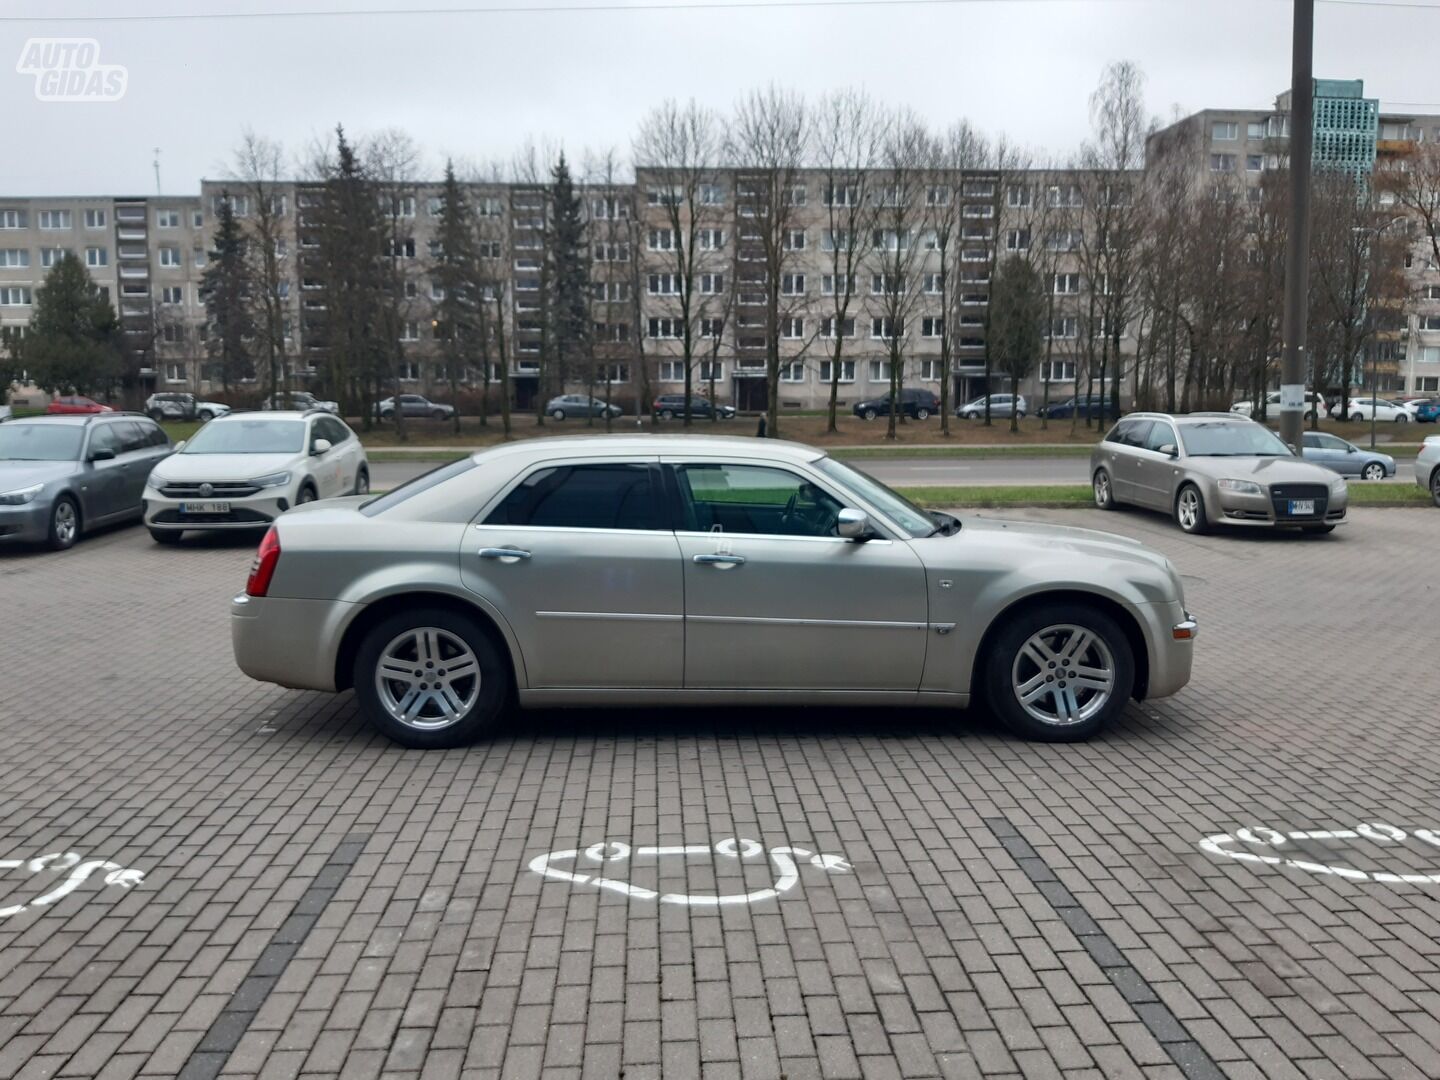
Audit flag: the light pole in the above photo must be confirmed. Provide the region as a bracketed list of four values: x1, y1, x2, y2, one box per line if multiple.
[1279, 0, 1314, 454]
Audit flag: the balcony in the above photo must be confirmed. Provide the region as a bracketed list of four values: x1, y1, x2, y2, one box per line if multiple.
[118, 265, 150, 279]
[117, 227, 147, 242]
[118, 246, 148, 261]
[115, 209, 146, 224]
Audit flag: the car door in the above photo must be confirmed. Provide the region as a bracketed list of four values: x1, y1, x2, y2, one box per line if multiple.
[327, 418, 362, 492]
[1101, 419, 1149, 501]
[79, 422, 128, 522]
[307, 417, 347, 497]
[462, 459, 684, 689]
[666, 459, 929, 692]
[1134, 420, 1179, 509]
[111, 421, 157, 509]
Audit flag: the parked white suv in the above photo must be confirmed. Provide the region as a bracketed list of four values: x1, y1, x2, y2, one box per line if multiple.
[1230, 392, 1329, 421]
[143, 411, 368, 543]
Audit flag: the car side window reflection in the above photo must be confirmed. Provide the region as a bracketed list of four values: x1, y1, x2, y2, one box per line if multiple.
[1144, 423, 1175, 453]
[677, 463, 844, 538]
[484, 464, 662, 531]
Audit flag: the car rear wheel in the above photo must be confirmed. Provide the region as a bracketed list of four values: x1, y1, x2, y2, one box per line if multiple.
[1431, 467, 1440, 508]
[915, 407, 930, 421]
[661, 409, 675, 420]
[354, 467, 370, 496]
[984, 603, 1135, 741]
[147, 409, 164, 422]
[1395, 414, 1409, 423]
[1093, 469, 1118, 510]
[48, 497, 79, 551]
[1350, 411, 1365, 423]
[149, 528, 182, 545]
[551, 409, 566, 421]
[198, 409, 214, 422]
[1362, 462, 1385, 481]
[432, 409, 447, 420]
[354, 609, 510, 748]
[1175, 484, 1209, 535]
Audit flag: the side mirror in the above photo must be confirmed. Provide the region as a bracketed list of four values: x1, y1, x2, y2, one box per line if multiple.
[311, 438, 332, 455]
[1158, 443, 1177, 458]
[1347, 445, 1357, 453]
[174, 439, 187, 453]
[89, 447, 116, 462]
[837, 508, 871, 540]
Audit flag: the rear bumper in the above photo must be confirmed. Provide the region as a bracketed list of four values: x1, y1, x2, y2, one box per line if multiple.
[231, 593, 356, 691]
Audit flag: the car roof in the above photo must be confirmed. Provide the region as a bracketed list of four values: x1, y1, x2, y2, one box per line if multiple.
[468, 434, 823, 466]
[1125, 412, 1249, 424]
[213, 410, 313, 420]
[10, 412, 140, 426]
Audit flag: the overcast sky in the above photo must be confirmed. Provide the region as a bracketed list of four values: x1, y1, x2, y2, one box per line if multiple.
[4, 0, 1438, 195]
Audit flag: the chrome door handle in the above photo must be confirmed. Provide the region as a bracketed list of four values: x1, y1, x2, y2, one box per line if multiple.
[693, 553, 746, 566]
[479, 547, 531, 561]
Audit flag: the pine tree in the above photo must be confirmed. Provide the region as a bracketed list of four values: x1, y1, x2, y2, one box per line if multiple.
[548, 153, 590, 406]
[19, 252, 122, 396]
[199, 195, 255, 391]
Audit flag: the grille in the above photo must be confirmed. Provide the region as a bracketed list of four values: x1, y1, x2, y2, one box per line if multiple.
[158, 481, 262, 498]
[1269, 483, 1329, 520]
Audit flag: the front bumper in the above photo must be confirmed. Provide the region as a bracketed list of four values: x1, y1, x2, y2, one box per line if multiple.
[0, 501, 52, 543]
[1214, 486, 1347, 528]
[1140, 602, 1197, 700]
[231, 593, 356, 691]
[144, 488, 289, 530]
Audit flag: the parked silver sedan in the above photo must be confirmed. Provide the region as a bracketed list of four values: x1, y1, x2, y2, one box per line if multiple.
[1417, 435, 1440, 506]
[1091, 412, 1348, 534]
[232, 436, 1197, 748]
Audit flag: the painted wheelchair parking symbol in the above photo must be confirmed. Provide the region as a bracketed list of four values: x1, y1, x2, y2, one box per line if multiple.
[529, 837, 851, 906]
[0, 852, 144, 920]
[1200, 823, 1440, 884]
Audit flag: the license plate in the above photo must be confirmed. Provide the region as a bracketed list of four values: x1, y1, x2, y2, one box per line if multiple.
[179, 501, 230, 514]
[1288, 499, 1315, 516]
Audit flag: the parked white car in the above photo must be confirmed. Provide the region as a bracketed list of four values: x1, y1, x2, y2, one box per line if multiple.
[1230, 392, 1329, 421]
[143, 411, 368, 543]
[1417, 435, 1440, 506]
[1346, 397, 1411, 423]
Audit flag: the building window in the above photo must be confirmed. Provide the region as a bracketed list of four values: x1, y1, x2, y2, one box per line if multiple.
[871, 317, 900, 340]
[399, 322, 420, 341]
[648, 229, 675, 252]
[1246, 121, 1266, 139]
[961, 248, 989, 262]
[194, 247, 206, 267]
[82, 208, 107, 229]
[1053, 273, 1080, 295]
[962, 204, 995, 220]
[162, 286, 184, 305]
[821, 274, 852, 296]
[647, 186, 682, 207]
[594, 242, 629, 262]
[1246, 155, 1264, 172]
[1046, 185, 1082, 208]
[0, 210, 24, 229]
[871, 274, 903, 295]
[1041, 360, 1077, 382]
[871, 229, 909, 251]
[1045, 230, 1082, 253]
[783, 229, 806, 251]
[1210, 153, 1236, 173]
[0, 249, 29, 268]
[156, 209, 181, 228]
[823, 184, 858, 207]
[921, 316, 944, 338]
[658, 360, 684, 381]
[1213, 121, 1239, 141]
[648, 317, 682, 339]
[1048, 316, 1078, 339]
[1423, 316, 1440, 331]
[698, 229, 725, 251]
[1417, 376, 1440, 392]
[37, 210, 72, 230]
[699, 318, 723, 338]
[161, 324, 185, 344]
[868, 360, 893, 381]
[699, 183, 724, 206]
[925, 185, 951, 207]
[921, 273, 943, 294]
[781, 274, 806, 296]
[158, 247, 182, 268]
[821, 229, 849, 252]
[1007, 185, 1032, 208]
[919, 360, 942, 381]
[1005, 229, 1030, 251]
[781, 317, 804, 339]
[0, 287, 34, 306]
[820, 317, 855, 339]
[648, 273, 681, 296]
[696, 273, 723, 295]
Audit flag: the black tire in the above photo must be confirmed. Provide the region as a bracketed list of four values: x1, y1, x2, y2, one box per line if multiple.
[147, 409, 164, 422]
[353, 607, 510, 748]
[983, 601, 1135, 741]
[1362, 462, 1385, 481]
[432, 409, 446, 420]
[862, 408, 877, 421]
[149, 528, 182, 545]
[1395, 414, 1409, 424]
[551, 409, 566, 421]
[296, 483, 318, 505]
[47, 496, 80, 552]
[1431, 466, 1440, 508]
[380, 409, 394, 421]
[353, 467, 370, 496]
[1174, 483, 1210, 535]
[198, 410, 214, 422]
[1093, 468, 1119, 510]
[915, 408, 930, 421]
[661, 409, 675, 420]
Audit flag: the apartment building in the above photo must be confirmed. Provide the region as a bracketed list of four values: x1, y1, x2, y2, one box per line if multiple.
[1146, 78, 1440, 396]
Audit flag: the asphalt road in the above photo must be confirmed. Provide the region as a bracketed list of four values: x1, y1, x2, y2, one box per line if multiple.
[373, 455, 1409, 490]
[3, 510, 1439, 1079]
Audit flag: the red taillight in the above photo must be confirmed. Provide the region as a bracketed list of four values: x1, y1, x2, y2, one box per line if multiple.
[246, 526, 281, 597]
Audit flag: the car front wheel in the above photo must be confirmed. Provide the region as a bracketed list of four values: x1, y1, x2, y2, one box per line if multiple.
[354, 467, 370, 496]
[1395, 414, 1409, 423]
[353, 609, 510, 748]
[1093, 469, 1118, 510]
[1362, 462, 1385, 481]
[915, 408, 930, 421]
[198, 410, 214, 421]
[1175, 484, 1209, 534]
[862, 408, 877, 421]
[661, 409, 675, 420]
[296, 483, 317, 505]
[551, 409, 566, 421]
[48, 497, 79, 551]
[984, 603, 1135, 741]
[1431, 467, 1440, 508]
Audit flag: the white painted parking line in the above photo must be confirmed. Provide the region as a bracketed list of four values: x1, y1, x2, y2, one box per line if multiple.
[1200, 823, 1440, 884]
[529, 836, 850, 906]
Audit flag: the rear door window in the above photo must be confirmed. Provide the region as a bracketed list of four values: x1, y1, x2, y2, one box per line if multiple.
[485, 463, 663, 531]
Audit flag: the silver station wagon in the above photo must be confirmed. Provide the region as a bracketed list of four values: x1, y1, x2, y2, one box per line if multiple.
[232, 436, 1197, 747]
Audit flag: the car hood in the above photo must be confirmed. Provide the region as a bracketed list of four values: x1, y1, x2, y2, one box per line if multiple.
[0, 460, 79, 490]
[150, 452, 298, 483]
[1180, 456, 1340, 484]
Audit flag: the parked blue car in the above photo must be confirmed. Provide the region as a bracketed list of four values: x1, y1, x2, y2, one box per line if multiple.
[1300, 431, 1395, 479]
[1038, 394, 1118, 420]
[1414, 399, 1440, 423]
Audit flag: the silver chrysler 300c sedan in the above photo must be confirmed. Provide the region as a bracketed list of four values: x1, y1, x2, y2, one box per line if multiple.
[232, 436, 1197, 748]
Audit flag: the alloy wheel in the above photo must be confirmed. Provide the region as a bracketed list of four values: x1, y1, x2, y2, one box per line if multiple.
[1010, 624, 1117, 726]
[1093, 471, 1111, 508]
[52, 501, 77, 546]
[1177, 488, 1201, 531]
[374, 627, 482, 730]
[1363, 463, 1384, 481]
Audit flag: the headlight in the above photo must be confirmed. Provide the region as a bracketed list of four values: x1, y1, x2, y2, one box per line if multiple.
[250, 472, 292, 489]
[0, 483, 44, 505]
[146, 471, 172, 487]
[1217, 478, 1262, 495]
[1330, 476, 1347, 492]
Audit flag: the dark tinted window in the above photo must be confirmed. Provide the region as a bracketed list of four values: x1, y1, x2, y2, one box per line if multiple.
[485, 464, 662, 531]
[114, 421, 151, 453]
[88, 424, 122, 455]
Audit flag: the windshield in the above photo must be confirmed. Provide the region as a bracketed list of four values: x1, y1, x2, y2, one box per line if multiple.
[814, 457, 935, 538]
[182, 419, 306, 455]
[0, 423, 83, 461]
[1179, 422, 1292, 458]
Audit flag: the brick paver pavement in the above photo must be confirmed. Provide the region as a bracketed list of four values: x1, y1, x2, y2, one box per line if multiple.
[1, 508, 1438, 1079]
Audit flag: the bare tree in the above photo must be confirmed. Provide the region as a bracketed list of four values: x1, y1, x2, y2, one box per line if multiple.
[228, 131, 295, 403]
[633, 99, 724, 426]
[870, 112, 930, 441]
[367, 128, 426, 441]
[999, 161, 1065, 427]
[584, 148, 634, 432]
[728, 85, 809, 437]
